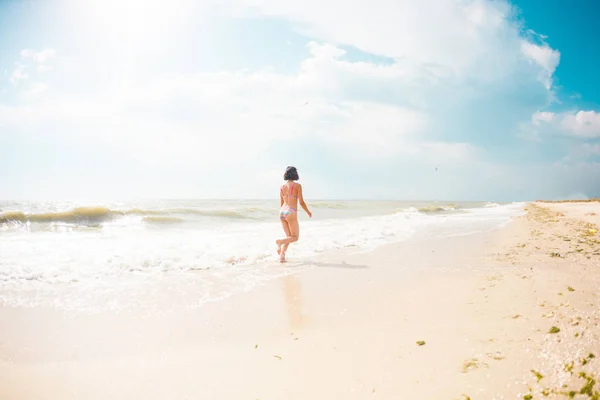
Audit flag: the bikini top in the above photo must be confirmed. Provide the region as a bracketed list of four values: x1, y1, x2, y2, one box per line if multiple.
[281, 182, 298, 199]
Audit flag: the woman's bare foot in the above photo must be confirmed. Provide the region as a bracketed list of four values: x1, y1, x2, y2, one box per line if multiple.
[279, 252, 286, 263]
[276, 239, 282, 255]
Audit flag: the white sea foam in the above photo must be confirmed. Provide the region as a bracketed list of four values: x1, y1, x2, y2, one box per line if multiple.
[0, 200, 525, 312]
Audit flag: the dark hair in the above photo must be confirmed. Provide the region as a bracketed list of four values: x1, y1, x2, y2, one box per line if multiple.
[283, 166, 299, 181]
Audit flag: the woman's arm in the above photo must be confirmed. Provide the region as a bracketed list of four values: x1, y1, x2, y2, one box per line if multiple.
[280, 189, 284, 207]
[297, 184, 312, 218]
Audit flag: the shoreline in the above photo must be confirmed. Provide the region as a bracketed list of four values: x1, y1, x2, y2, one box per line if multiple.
[0, 201, 522, 315]
[1, 201, 599, 399]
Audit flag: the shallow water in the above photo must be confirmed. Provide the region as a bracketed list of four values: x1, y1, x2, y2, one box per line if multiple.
[0, 199, 525, 312]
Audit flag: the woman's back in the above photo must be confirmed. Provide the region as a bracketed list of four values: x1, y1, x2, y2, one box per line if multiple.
[281, 182, 299, 209]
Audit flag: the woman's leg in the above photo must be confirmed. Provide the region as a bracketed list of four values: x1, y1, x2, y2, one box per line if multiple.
[277, 216, 299, 262]
[278, 217, 299, 246]
[277, 218, 292, 257]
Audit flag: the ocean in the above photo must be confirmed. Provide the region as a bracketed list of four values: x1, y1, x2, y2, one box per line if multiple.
[0, 199, 525, 312]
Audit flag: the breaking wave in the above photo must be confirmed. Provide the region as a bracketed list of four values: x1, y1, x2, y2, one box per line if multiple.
[0, 206, 260, 226]
[0, 207, 116, 224]
[416, 204, 458, 213]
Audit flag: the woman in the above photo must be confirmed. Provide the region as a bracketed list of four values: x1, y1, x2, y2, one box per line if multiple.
[276, 166, 312, 262]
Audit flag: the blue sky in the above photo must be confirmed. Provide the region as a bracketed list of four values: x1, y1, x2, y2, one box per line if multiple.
[0, 0, 599, 201]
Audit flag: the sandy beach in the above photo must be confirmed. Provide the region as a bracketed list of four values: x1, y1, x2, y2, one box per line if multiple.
[1, 201, 599, 400]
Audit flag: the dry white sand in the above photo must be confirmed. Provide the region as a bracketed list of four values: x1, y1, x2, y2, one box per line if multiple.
[1, 202, 599, 399]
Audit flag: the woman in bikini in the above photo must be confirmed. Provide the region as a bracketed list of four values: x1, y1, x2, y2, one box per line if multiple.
[276, 166, 312, 262]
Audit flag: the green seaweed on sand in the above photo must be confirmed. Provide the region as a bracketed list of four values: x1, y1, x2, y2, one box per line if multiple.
[577, 372, 598, 398]
[549, 326, 561, 334]
[565, 361, 575, 373]
[568, 286, 576, 292]
[416, 340, 426, 346]
[462, 358, 488, 373]
[524, 394, 533, 400]
[582, 353, 597, 366]
[531, 369, 544, 382]
[487, 352, 505, 360]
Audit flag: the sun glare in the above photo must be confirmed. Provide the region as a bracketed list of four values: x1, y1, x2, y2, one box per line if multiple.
[75, 0, 193, 41]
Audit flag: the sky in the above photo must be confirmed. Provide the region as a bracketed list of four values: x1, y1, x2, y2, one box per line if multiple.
[0, 0, 599, 201]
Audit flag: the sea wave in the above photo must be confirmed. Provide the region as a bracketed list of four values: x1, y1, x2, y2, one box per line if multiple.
[0, 200, 510, 230]
[0, 206, 261, 226]
[0, 207, 116, 224]
[397, 205, 459, 214]
[0, 201, 525, 312]
[416, 204, 458, 213]
[161, 208, 256, 219]
[141, 216, 185, 224]
[484, 202, 500, 208]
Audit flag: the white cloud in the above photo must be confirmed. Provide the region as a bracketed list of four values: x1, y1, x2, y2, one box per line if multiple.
[6, 49, 56, 90]
[0, 41, 480, 170]
[20, 48, 56, 63]
[528, 110, 600, 138]
[561, 111, 600, 138]
[21, 82, 49, 99]
[520, 41, 560, 89]
[10, 65, 28, 85]
[219, 0, 558, 86]
[531, 111, 555, 125]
